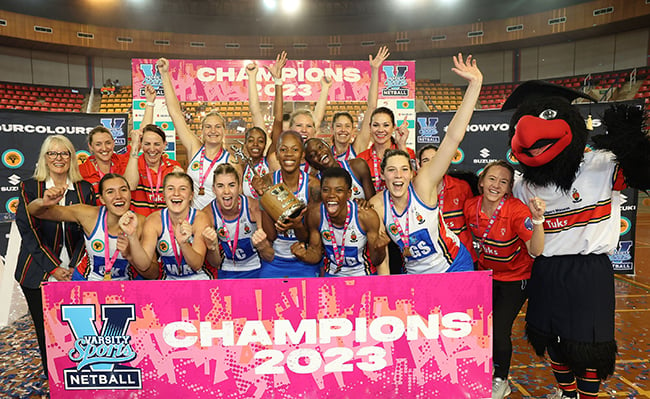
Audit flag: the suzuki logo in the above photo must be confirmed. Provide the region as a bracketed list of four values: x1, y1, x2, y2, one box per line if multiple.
[479, 148, 490, 158]
[8, 174, 20, 186]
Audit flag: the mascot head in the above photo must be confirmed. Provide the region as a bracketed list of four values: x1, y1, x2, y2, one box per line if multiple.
[502, 81, 597, 191]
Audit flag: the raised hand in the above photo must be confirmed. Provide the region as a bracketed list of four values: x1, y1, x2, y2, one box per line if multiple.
[370, 46, 390, 70]
[265, 51, 287, 80]
[42, 186, 66, 207]
[129, 129, 142, 153]
[144, 84, 156, 103]
[395, 115, 409, 148]
[245, 62, 259, 78]
[201, 226, 219, 251]
[156, 58, 170, 74]
[528, 197, 546, 221]
[451, 53, 482, 84]
[290, 241, 309, 261]
[118, 210, 138, 237]
[321, 75, 333, 90]
[176, 220, 193, 244]
[252, 229, 269, 249]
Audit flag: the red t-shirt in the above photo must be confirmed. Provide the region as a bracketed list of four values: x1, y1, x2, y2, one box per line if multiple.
[357, 144, 416, 192]
[130, 155, 181, 217]
[439, 174, 477, 262]
[79, 151, 130, 203]
[464, 195, 534, 281]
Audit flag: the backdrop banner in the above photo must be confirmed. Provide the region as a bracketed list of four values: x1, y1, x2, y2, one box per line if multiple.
[0, 110, 128, 257]
[43, 272, 492, 398]
[415, 101, 641, 274]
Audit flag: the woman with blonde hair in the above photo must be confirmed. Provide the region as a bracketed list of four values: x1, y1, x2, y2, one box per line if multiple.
[15, 134, 95, 377]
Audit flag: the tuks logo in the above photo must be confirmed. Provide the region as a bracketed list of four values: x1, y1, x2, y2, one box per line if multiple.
[139, 64, 164, 96]
[382, 65, 409, 96]
[571, 188, 582, 203]
[61, 304, 141, 390]
[91, 239, 105, 252]
[76, 150, 90, 165]
[451, 148, 464, 165]
[158, 240, 169, 252]
[322, 231, 332, 242]
[6, 197, 19, 214]
[506, 149, 519, 165]
[2, 149, 24, 169]
[416, 117, 440, 144]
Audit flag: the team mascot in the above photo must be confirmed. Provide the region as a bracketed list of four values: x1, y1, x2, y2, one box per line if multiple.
[502, 80, 650, 399]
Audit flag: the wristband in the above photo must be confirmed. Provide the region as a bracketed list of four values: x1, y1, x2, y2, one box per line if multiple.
[532, 217, 545, 225]
[273, 78, 283, 86]
[146, 101, 155, 107]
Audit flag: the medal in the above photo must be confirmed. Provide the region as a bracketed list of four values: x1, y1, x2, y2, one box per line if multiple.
[403, 246, 411, 257]
[389, 189, 411, 258]
[198, 187, 205, 196]
[197, 146, 221, 196]
[476, 194, 508, 254]
[102, 210, 119, 281]
[103, 272, 112, 281]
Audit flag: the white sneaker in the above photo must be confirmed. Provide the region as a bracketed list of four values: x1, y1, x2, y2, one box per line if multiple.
[492, 377, 511, 399]
[546, 387, 574, 399]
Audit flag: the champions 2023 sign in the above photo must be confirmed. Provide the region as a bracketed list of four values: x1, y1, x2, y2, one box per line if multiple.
[43, 272, 492, 398]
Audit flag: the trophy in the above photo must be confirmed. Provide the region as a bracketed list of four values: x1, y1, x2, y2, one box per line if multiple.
[231, 143, 306, 223]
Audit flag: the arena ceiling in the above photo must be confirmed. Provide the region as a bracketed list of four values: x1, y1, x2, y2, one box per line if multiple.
[2, 0, 598, 36]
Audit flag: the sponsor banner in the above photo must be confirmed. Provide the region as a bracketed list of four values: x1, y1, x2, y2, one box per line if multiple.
[132, 59, 415, 102]
[0, 110, 128, 256]
[415, 101, 641, 274]
[43, 272, 492, 398]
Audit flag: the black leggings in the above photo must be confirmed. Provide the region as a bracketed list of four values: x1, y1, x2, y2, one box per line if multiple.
[493, 279, 527, 379]
[21, 285, 48, 375]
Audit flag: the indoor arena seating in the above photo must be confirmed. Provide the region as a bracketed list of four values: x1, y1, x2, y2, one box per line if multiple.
[415, 80, 463, 111]
[0, 82, 85, 112]
[99, 85, 133, 114]
[478, 83, 517, 110]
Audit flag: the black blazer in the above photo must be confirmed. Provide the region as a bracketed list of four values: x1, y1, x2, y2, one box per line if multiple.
[14, 178, 94, 289]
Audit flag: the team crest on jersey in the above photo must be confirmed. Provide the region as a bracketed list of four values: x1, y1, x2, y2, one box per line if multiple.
[349, 230, 358, 243]
[571, 188, 582, 203]
[500, 228, 507, 236]
[322, 231, 332, 242]
[415, 212, 424, 224]
[217, 227, 229, 240]
[352, 186, 360, 195]
[158, 240, 169, 252]
[388, 224, 399, 235]
[190, 162, 200, 171]
[244, 224, 251, 234]
[453, 198, 459, 205]
[91, 239, 104, 252]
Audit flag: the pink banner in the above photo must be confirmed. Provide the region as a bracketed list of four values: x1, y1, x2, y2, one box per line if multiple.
[43, 272, 492, 398]
[132, 59, 416, 102]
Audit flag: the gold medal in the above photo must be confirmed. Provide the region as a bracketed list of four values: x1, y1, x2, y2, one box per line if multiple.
[199, 187, 205, 195]
[403, 246, 411, 257]
[103, 273, 112, 281]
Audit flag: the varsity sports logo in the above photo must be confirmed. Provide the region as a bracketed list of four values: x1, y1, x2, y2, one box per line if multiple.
[524, 217, 534, 231]
[416, 116, 441, 144]
[61, 304, 141, 390]
[158, 240, 170, 252]
[382, 65, 409, 97]
[139, 63, 164, 96]
[91, 239, 105, 252]
[100, 118, 127, 147]
[2, 149, 24, 169]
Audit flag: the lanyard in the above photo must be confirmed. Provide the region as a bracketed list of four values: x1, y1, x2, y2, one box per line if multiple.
[198, 146, 222, 194]
[389, 189, 411, 257]
[438, 180, 445, 211]
[279, 170, 303, 194]
[475, 194, 508, 251]
[145, 162, 164, 205]
[168, 210, 191, 269]
[332, 145, 350, 161]
[102, 210, 120, 281]
[324, 202, 351, 273]
[94, 158, 113, 179]
[370, 144, 396, 192]
[218, 197, 242, 263]
[245, 159, 267, 198]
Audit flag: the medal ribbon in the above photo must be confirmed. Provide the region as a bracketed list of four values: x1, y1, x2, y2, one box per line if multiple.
[279, 170, 304, 194]
[218, 197, 242, 262]
[198, 146, 222, 192]
[389, 189, 411, 255]
[145, 162, 164, 204]
[103, 210, 120, 279]
[324, 202, 351, 273]
[332, 145, 351, 161]
[475, 194, 508, 251]
[246, 159, 267, 198]
[94, 159, 113, 179]
[168, 210, 191, 270]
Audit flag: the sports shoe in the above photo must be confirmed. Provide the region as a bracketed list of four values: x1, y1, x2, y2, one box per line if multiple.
[492, 377, 511, 398]
[546, 387, 575, 399]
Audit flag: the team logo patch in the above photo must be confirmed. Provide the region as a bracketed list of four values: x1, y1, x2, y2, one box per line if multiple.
[524, 217, 534, 231]
[217, 227, 228, 240]
[2, 149, 24, 169]
[388, 224, 399, 235]
[158, 240, 169, 252]
[77, 150, 90, 165]
[244, 224, 251, 234]
[584, 144, 593, 153]
[161, 122, 169, 130]
[451, 148, 464, 164]
[620, 216, 631, 235]
[322, 231, 332, 242]
[91, 239, 104, 252]
[352, 186, 360, 195]
[382, 65, 409, 97]
[571, 188, 582, 203]
[349, 230, 358, 243]
[61, 304, 141, 390]
[190, 162, 200, 171]
[5, 197, 19, 214]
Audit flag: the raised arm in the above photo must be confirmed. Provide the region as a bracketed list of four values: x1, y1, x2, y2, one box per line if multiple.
[123, 129, 142, 190]
[122, 212, 159, 275]
[313, 76, 332, 133]
[27, 186, 98, 232]
[117, 211, 159, 279]
[413, 53, 482, 205]
[354, 46, 390, 154]
[141, 84, 156, 127]
[524, 197, 546, 257]
[266, 51, 287, 155]
[175, 211, 209, 271]
[158, 58, 202, 157]
[246, 62, 266, 130]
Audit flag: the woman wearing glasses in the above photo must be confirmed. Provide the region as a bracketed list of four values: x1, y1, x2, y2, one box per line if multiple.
[14, 135, 95, 378]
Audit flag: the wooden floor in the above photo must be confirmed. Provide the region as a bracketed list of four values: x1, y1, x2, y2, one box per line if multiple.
[1, 195, 649, 399]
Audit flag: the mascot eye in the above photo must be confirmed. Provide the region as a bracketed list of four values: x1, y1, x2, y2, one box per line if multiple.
[539, 109, 558, 120]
